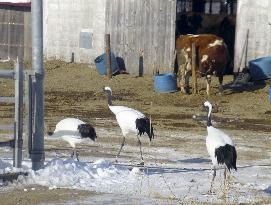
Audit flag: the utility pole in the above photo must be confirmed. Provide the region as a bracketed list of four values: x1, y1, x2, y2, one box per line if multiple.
[31, 0, 45, 170]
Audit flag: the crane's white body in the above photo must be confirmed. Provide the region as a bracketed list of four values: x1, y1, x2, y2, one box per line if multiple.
[51, 118, 86, 148]
[203, 101, 237, 193]
[206, 126, 234, 167]
[109, 105, 145, 136]
[103, 86, 152, 163]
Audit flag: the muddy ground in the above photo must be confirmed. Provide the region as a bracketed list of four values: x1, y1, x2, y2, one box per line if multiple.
[0, 60, 271, 204]
[1, 60, 271, 132]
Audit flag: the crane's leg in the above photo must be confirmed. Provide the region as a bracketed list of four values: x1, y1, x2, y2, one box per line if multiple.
[224, 166, 229, 198]
[116, 137, 125, 162]
[75, 149, 80, 161]
[209, 166, 216, 193]
[137, 135, 144, 165]
[224, 166, 227, 186]
[71, 149, 75, 159]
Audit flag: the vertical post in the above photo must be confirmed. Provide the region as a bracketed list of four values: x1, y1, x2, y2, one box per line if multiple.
[14, 59, 23, 168]
[31, 0, 45, 170]
[105, 34, 112, 79]
[209, 0, 213, 14]
[244, 29, 249, 68]
[139, 50, 144, 77]
[191, 43, 198, 94]
[24, 71, 33, 158]
[230, 0, 234, 15]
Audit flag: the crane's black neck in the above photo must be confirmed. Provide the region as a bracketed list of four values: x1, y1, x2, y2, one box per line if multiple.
[207, 107, 212, 127]
[105, 90, 113, 106]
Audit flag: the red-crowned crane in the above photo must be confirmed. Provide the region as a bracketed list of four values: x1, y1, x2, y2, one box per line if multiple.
[203, 101, 237, 192]
[103, 87, 154, 165]
[48, 118, 97, 161]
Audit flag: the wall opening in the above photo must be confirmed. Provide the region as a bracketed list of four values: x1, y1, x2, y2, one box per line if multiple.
[176, 0, 237, 74]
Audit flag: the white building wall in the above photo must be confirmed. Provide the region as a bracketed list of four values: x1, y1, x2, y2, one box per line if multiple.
[43, 0, 106, 63]
[234, 0, 271, 72]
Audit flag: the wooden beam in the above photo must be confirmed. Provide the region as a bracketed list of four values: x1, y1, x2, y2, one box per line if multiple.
[191, 43, 198, 94]
[105, 34, 112, 79]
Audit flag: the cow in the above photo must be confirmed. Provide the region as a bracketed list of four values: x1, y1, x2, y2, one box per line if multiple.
[176, 34, 229, 95]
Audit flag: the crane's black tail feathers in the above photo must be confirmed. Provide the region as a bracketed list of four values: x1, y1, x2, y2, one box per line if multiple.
[135, 117, 154, 141]
[215, 144, 237, 171]
[78, 123, 97, 141]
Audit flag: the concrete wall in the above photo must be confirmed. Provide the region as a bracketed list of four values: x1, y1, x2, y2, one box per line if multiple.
[234, 0, 271, 72]
[43, 0, 106, 63]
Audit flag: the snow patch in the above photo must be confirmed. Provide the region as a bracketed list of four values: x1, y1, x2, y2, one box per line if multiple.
[0, 158, 12, 173]
[23, 158, 145, 194]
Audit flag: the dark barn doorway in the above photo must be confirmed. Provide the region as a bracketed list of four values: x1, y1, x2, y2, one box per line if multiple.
[176, 0, 237, 74]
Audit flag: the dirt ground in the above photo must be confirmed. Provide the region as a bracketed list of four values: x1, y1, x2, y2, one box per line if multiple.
[1, 60, 271, 132]
[0, 60, 271, 204]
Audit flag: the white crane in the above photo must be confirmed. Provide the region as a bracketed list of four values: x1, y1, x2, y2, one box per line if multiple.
[48, 118, 97, 161]
[103, 87, 154, 165]
[203, 101, 237, 192]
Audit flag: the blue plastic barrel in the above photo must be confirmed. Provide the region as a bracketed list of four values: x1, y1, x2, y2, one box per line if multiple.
[154, 73, 178, 93]
[94, 52, 120, 75]
[249, 57, 271, 81]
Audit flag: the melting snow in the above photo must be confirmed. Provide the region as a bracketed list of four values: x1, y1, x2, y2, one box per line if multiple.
[0, 157, 270, 204]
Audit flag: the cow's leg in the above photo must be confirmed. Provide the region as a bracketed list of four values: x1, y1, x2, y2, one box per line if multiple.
[218, 76, 223, 94]
[184, 70, 191, 94]
[177, 50, 188, 94]
[206, 75, 211, 95]
[180, 66, 189, 94]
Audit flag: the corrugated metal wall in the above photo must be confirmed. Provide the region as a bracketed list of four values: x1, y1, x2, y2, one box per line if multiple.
[0, 6, 31, 61]
[105, 0, 176, 75]
[234, 0, 271, 72]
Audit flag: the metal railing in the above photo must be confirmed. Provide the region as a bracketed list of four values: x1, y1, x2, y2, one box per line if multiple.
[0, 60, 35, 168]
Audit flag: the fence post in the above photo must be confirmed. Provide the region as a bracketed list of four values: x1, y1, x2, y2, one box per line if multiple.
[105, 34, 112, 79]
[191, 43, 198, 94]
[24, 71, 33, 158]
[13, 59, 23, 168]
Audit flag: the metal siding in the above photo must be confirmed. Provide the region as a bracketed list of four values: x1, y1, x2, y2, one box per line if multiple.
[106, 0, 176, 75]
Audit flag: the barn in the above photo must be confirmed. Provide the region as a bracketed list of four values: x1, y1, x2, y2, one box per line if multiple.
[1, 0, 271, 76]
[43, 0, 176, 75]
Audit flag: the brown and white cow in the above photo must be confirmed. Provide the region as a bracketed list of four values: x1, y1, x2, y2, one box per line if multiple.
[176, 34, 229, 95]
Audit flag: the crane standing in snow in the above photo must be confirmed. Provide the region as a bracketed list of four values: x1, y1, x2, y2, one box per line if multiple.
[203, 101, 237, 192]
[103, 87, 154, 165]
[48, 118, 97, 161]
